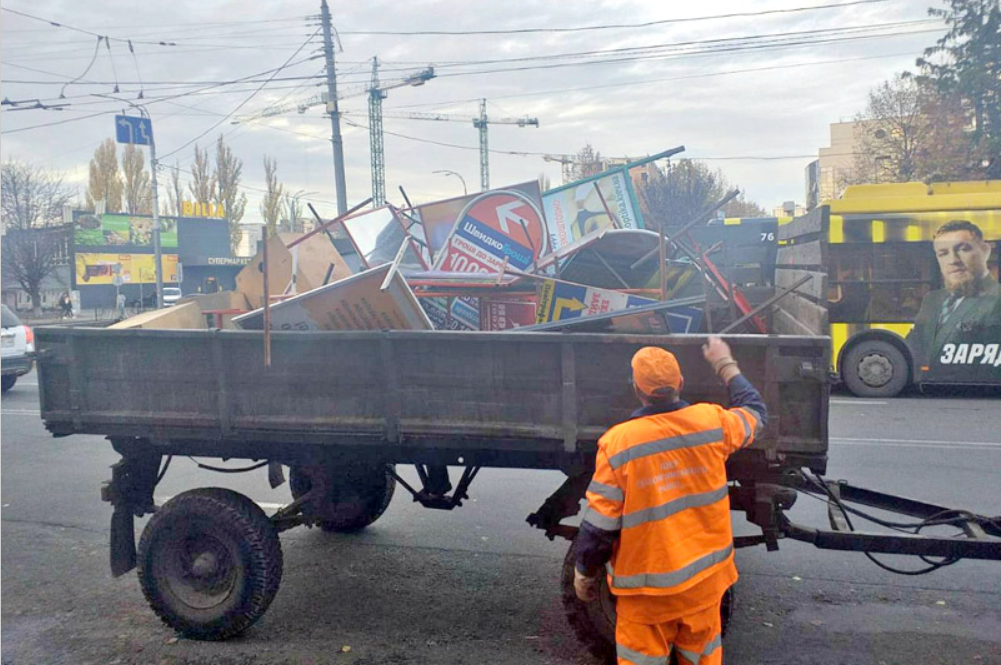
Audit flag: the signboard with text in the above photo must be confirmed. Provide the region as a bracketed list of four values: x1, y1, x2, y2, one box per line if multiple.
[74, 253, 179, 285]
[542, 169, 643, 251]
[535, 279, 656, 324]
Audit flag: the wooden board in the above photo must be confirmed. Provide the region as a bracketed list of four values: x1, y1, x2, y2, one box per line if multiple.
[110, 301, 205, 330]
[772, 292, 828, 336]
[776, 240, 824, 269]
[775, 269, 828, 302]
[235, 232, 353, 309]
[779, 206, 828, 242]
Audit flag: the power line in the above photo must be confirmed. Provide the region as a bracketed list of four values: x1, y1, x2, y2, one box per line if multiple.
[1, 15, 310, 33]
[159, 29, 322, 160]
[0, 7, 180, 46]
[335, 0, 892, 36]
[0, 110, 110, 135]
[387, 50, 921, 108]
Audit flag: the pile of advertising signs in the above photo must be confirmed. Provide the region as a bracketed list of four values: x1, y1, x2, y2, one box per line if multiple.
[233, 145, 775, 336]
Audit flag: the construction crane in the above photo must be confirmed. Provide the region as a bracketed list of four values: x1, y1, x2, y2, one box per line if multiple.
[367, 58, 435, 205]
[379, 100, 539, 191]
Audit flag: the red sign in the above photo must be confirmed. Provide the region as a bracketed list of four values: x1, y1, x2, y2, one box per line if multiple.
[481, 299, 538, 330]
[434, 188, 547, 274]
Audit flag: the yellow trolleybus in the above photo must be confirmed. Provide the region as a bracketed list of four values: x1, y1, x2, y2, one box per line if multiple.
[814, 180, 1000, 396]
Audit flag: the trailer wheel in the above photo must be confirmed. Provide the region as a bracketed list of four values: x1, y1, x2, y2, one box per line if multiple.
[560, 539, 735, 664]
[289, 463, 396, 532]
[843, 339, 909, 397]
[1, 375, 16, 392]
[137, 488, 283, 640]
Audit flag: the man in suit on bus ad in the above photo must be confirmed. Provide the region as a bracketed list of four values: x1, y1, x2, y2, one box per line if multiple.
[906, 220, 1001, 384]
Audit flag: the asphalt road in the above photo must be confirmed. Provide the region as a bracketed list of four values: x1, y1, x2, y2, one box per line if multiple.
[2, 371, 999, 665]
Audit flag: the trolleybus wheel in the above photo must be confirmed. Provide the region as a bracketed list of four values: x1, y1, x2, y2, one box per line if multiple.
[137, 488, 283, 640]
[843, 339, 909, 397]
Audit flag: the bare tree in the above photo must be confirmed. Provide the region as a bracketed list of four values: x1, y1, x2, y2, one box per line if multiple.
[280, 192, 304, 232]
[1, 160, 73, 315]
[213, 135, 248, 248]
[188, 143, 216, 205]
[571, 144, 606, 181]
[165, 162, 185, 216]
[850, 74, 969, 184]
[722, 194, 768, 218]
[121, 144, 152, 214]
[637, 159, 727, 231]
[259, 156, 284, 234]
[85, 139, 123, 212]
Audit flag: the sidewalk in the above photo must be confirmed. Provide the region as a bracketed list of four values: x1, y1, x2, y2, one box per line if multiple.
[18, 308, 119, 326]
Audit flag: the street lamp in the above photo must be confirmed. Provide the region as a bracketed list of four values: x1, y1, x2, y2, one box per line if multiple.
[433, 170, 467, 196]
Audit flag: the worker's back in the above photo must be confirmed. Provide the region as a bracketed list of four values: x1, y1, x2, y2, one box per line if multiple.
[589, 400, 758, 599]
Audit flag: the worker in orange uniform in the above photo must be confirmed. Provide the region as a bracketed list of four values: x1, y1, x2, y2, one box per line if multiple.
[574, 336, 766, 665]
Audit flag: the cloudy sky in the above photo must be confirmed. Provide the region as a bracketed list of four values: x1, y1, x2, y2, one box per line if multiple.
[1, 0, 942, 223]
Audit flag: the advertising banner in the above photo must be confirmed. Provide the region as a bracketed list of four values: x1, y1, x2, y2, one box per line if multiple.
[233, 263, 432, 332]
[542, 169, 642, 252]
[340, 206, 426, 272]
[74, 253, 179, 285]
[414, 181, 546, 263]
[482, 299, 538, 331]
[74, 213, 179, 248]
[900, 217, 1001, 384]
[421, 296, 480, 331]
[535, 278, 656, 324]
[433, 187, 548, 274]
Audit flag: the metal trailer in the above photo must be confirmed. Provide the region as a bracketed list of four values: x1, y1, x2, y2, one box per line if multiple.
[34, 327, 1000, 659]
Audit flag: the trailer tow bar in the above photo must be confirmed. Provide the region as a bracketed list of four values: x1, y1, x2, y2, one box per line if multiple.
[388, 464, 482, 510]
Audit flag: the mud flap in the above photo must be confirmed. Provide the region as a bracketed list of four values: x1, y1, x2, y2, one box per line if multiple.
[110, 506, 137, 577]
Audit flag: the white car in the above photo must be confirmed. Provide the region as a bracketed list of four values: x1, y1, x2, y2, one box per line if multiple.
[162, 287, 183, 307]
[1, 305, 34, 392]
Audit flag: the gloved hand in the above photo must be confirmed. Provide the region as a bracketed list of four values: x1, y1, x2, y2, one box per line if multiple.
[702, 335, 740, 383]
[574, 568, 599, 602]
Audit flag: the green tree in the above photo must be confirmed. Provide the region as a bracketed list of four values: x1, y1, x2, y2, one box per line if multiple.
[85, 139, 123, 212]
[213, 135, 247, 248]
[917, 0, 1001, 177]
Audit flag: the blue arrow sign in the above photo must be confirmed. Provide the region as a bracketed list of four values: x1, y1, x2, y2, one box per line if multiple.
[115, 115, 152, 146]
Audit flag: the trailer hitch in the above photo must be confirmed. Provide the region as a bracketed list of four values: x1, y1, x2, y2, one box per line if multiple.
[101, 439, 161, 577]
[389, 464, 482, 510]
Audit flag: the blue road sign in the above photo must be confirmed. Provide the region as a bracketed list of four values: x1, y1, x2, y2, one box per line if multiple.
[115, 115, 152, 146]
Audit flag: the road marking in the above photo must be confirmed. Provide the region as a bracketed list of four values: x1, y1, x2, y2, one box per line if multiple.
[1, 409, 41, 416]
[830, 399, 887, 406]
[832, 437, 1001, 449]
[155, 496, 286, 512]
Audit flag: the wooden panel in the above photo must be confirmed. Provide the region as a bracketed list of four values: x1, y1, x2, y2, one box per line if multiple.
[779, 206, 828, 241]
[776, 240, 824, 268]
[775, 269, 828, 302]
[772, 292, 828, 336]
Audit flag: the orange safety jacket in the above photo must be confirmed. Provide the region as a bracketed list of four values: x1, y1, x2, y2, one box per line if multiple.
[579, 379, 764, 599]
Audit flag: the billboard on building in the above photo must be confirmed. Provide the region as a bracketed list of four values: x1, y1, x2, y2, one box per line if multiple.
[74, 253, 179, 284]
[74, 213, 179, 248]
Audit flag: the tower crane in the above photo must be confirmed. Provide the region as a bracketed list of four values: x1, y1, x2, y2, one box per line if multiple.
[379, 100, 539, 192]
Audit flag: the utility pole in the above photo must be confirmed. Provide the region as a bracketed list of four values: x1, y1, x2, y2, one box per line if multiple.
[320, 0, 347, 215]
[474, 99, 489, 191]
[369, 57, 386, 207]
[148, 110, 164, 308]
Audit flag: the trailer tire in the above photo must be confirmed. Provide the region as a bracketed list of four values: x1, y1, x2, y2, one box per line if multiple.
[1, 375, 16, 392]
[843, 339, 909, 397]
[289, 463, 396, 532]
[560, 539, 735, 664]
[137, 488, 283, 640]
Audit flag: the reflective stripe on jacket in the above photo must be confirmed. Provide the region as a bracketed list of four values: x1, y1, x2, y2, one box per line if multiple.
[582, 402, 762, 597]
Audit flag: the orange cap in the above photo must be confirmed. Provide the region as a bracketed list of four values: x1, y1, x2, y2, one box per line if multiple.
[631, 346, 683, 396]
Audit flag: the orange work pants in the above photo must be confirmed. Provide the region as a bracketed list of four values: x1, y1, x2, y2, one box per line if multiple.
[615, 597, 723, 665]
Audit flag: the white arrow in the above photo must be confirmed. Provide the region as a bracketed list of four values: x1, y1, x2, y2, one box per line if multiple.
[117, 117, 135, 143]
[495, 200, 528, 235]
[138, 119, 151, 144]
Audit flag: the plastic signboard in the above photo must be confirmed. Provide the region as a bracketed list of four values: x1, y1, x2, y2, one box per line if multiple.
[482, 299, 538, 330]
[233, 263, 432, 332]
[339, 206, 426, 272]
[433, 186, 548, 274]
[414, 181, 546, 262]
[541, 168, 643, 251]
[74, 253, 179, 285]
[421, 296, 480, 331]
[535, 278, 656, 324]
